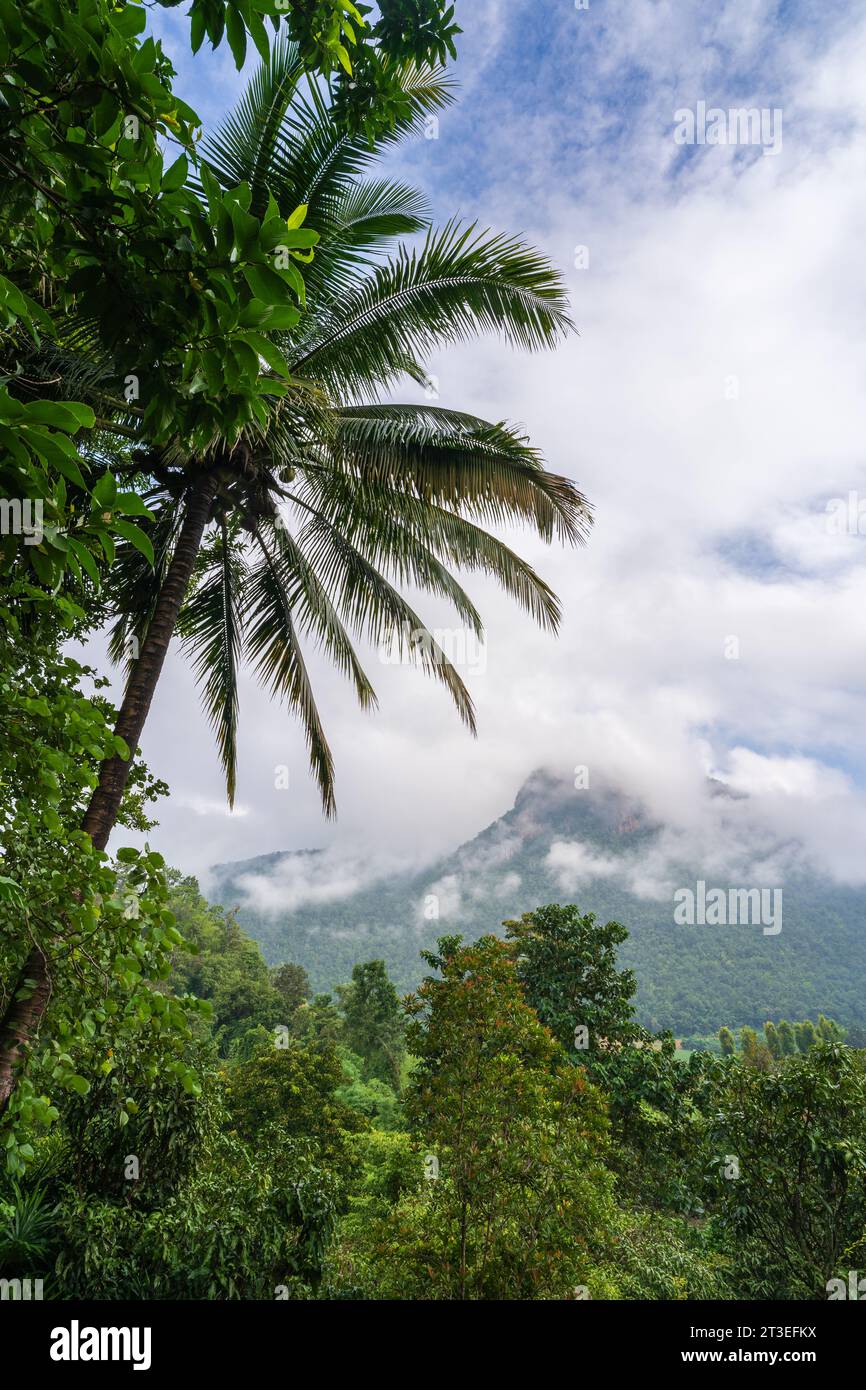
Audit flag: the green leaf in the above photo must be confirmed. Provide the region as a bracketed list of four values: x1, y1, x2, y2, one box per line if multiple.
[112, 4, 147, 37]
[92, 470, 118, 507]
[29, 549, 57, 588]
[230, 201, 260, 259]
[162, 154, 189, 191]
[56, 400, 96, 429]
[190, 6, 207, 52]
[22, 400, 92, 432]
[116, 492, 154, 519]
[237, 331, 290, 377]
[226, 5, 248, 69]
[0, 876, 24, 907]
[259, 304, 302, 330]
[246, 8, 270, 62]
[200, 163, 223, 217]
[68, 539, 101, 588]
[51, 452, 88, 491]
[113, 520, 154, 566]
[242, 262, 298, 307]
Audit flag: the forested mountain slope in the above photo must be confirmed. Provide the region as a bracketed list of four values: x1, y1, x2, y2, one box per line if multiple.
[210, 772, 866, 1033]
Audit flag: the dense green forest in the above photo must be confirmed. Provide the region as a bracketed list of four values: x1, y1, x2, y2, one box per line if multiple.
[3, 877, 864, 1300]
[211, 771, 866, 1034]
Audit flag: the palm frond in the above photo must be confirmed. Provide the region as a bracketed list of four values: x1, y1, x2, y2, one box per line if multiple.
[301, 177, 431, 305]
[201, 36, 453, 223]
[273, 60, 453, 222]
[288, 473, 485, 636]
[297, 464, 566, 631]
[290, 220, 575, 399]
[254, 515, 378, 710]
[291, 503, 477, 733]
[325, 404, 591, 545]
[197, 35, 306, 216]
[245, 530, 337, 816]
[177, 523, 246, 806]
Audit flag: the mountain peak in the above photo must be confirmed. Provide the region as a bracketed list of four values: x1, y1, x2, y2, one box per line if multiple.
[208, 768, 866, 1036]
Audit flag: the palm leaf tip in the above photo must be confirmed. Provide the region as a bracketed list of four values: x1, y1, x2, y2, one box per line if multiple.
[543, 474, 593, 547]
[177, 525, 245, 811]
[245, 531, 338, 818]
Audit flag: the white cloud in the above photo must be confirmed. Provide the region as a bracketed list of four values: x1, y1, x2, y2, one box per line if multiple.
[417, 873, 462, 924]
[225, 845, 404, 915]
[547, 840, 620, 889]
[179, 796, 251, 819]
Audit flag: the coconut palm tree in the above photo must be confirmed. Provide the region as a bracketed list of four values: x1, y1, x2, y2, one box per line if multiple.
[0, 45, 590, 1105]
[87, 38, 590, 845]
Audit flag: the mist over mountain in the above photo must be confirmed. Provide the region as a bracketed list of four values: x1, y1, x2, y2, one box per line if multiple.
[209, 770, 866, 1034]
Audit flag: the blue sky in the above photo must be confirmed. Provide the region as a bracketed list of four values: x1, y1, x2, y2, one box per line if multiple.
[151, 1, 844, 209]
[129, 1, 866, 899]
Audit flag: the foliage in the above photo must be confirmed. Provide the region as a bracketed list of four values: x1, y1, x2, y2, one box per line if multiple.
[599, 1208, 732, 1301]
[337, 959, 404, 1088]
[0, 0, 317, 1136]
[221, 1036, 365, 1175]
[386, 934, 617, 1299]
[5, 864, 866, 1302]
[718, 1015, 846, 1064]
[505, 901, 639, 1055]
[291, 992, 344, 1045]
[2, 889, 368, 1298]
[739, 1026, 773, 1071]
[53, 1036, 216, 1207]
[0, 1182, 55, 1274]
[589, 1039, 714, 1212]
[181, 0, 462, 140]
[271, 960, 312, 1014]
[0, 600, 206, 1171]
[168, 872, 285, 1053]
[707, 1045, 866, 1298]
[0, 0, 464, 514]
[53, 1122, 340, 1299]
[335, 1048, 403, 1130]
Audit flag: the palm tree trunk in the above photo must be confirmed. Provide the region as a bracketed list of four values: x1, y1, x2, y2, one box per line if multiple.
[0, 952, 52, 1117]
[0, 470, 217, 1116]
[82, 471, 217, 852]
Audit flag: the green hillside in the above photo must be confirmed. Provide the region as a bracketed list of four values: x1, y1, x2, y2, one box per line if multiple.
[210, 771, 866, 1034]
